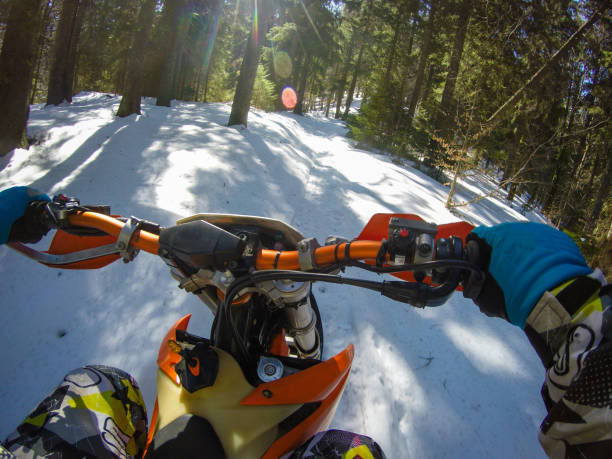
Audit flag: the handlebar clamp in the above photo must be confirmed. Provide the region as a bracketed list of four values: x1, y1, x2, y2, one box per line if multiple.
[296, 238, 321, 271]
[116, 216, 142, 263]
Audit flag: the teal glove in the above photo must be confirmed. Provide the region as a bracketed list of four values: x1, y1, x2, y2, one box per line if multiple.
[0, 186, 50, 244]
[463, 222, 592, 327]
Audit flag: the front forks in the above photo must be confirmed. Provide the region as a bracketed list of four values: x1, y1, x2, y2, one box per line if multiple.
[285, 296, 321, 359]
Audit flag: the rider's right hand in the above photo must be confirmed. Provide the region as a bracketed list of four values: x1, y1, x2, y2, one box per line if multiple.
[462, 222, 593, 327]
[0, 186, 50, 245]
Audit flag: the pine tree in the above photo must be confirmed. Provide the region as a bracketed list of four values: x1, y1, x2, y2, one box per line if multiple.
[437, 0, 471, 133]
[46, 0, 88, 105]
[156, 0, 186, 107]
[405, 0, 437, 129]
[117, 0, 156, 117]
[228, 0, 267, 127]
[0, 0, 44, 155]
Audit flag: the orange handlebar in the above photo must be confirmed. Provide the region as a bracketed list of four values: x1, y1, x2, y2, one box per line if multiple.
[67, 212, 384, 269]
[256, 241, 384, 270]
[68, 212, 160, 255]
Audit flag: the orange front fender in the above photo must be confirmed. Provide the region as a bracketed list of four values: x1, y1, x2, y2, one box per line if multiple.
[241, 344, 354, 405]
[242, 345, 355, 458]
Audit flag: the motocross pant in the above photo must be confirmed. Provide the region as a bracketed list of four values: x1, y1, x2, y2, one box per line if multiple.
[2, 365, 148, 459]
[2, 366, 385, 459]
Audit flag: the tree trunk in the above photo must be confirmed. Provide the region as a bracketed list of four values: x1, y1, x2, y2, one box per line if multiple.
[392, 63, 410, 133]
[294, 53, 311, 115]
[324, 61, 339, 117]
[383, 12, 402, 84]
[334, 39, 354, 119]
[46, 0, 87, 105]
[203, 64, 211, 102]
[438, 0, 471, 130]
[176, 50, 187, 100]
[392, 10, 418, 131]
[334, 79, 346, 119]
[324, 92, 332, 117]
[574, 116, 593, 177]
[228, 0, 266, 127]
[584, 146, 602, 199]
[0, 0, 44, 156]
[306, 73, 316, 111]
[446, 163, 461, 208]
[507, 181, 518, 202]
[542, 72, 584, 212]
[592, 219, 612, 279]
[65, 0, 87, 97]
[117, 0, 156, 117]
[502, 133, 521, 197]
[585, 149, 612, 232]
[195, 0, 223, 102]
[421, 64, 436, 106]
[156, 0, 184, 107]
[362, 84, 369, 105]
[406, 9, 416, 58]
[343, 42, 365, 119]
[68, 0, 86, 94]
[405, 0, 438, 129]
[30, 0, 55, 105]
[194, 64, 203, 101]
[543, 148, 572, 214]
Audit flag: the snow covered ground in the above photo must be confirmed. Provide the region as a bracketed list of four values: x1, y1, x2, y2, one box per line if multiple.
[0, 93, 548, 457]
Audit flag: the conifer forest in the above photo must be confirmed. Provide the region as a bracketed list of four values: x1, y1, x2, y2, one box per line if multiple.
[0, 0, 611, 273]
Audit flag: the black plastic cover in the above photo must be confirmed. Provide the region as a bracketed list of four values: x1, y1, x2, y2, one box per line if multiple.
[159, 220, 246, 270]
[145, 414, 225, 459]
[174, 341, 219, 393]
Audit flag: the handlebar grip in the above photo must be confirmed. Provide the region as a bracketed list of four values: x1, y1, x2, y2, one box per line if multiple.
[7, 201, 52, 244]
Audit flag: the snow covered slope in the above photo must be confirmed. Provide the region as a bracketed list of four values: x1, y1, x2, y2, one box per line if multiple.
[0, 93, 547, 457]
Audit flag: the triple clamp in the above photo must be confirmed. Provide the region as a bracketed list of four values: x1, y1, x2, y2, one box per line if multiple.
[116, 216, 142, 263]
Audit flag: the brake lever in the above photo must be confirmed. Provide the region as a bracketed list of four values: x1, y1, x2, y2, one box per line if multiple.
[381, 273, 461, 308]
[38, 195, 111, 236]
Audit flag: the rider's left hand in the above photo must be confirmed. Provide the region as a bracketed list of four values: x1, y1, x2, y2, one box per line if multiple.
[0, 186, 50, 244]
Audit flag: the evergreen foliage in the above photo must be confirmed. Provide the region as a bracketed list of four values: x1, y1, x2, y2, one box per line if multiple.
[0, 0, 609, 272]
[251, 64, 275, 111]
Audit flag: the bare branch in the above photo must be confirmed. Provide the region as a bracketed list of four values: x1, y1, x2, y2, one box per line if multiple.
[485, 8, 603, 126]
[557, 118, 610, 138]
[447, 132, 558, 208]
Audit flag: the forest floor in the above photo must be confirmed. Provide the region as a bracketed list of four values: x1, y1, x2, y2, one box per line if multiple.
[0, 93, 548, 458]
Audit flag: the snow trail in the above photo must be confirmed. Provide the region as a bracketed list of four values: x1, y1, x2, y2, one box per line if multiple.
[0, 93, 547, 457]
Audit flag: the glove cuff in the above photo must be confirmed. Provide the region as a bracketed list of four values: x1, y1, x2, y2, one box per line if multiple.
[462, 232, 509, 321]
[524, 275, 604, 366]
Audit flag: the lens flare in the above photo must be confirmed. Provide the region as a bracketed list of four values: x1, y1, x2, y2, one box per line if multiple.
[252, 0, 259, 45]
[273, 51, 292, 79]
[202, 14, 221, 74]
[281, 87, 297, 110]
